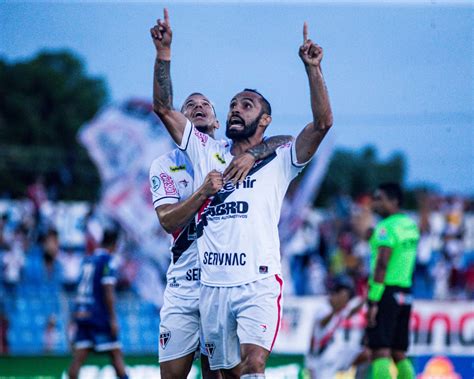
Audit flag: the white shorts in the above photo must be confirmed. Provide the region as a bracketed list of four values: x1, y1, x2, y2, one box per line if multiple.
[159, 289, 205, 362]
[200, 274, 283, 370]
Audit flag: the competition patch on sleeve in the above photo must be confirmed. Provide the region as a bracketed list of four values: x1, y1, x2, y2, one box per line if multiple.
[193, 128, 209, 146]
[160, 173, 178, 195]
[150, 175, 161, 193]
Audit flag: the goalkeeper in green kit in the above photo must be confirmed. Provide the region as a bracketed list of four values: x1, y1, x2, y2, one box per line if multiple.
[366, 183, 420, 379]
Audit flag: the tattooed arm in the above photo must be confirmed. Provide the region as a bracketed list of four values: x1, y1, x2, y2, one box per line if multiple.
[223, 135, 294, 183]
[247, 135, 294, 160]
[150, 9, 187, 144]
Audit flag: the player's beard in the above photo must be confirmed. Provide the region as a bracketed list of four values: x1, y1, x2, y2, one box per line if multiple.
[225, 113, 261, 140]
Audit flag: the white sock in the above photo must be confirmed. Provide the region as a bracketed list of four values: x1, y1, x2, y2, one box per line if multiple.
[241, 375, 265, 379]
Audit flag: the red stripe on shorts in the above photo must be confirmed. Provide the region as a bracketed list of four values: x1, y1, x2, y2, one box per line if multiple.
[270, 274, 283, 351]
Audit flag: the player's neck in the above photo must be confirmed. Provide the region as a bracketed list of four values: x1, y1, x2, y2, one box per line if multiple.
[230, 135, 263, 156]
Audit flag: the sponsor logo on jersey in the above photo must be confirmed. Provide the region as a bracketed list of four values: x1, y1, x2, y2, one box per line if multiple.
[169, 164, 186, 172]
[159, 173, 178, 195]
[205, 342, 216, 358]
[203, 252, 247, 266]
[159, 330, 171, 349]
[220, 177, 256, 193]
[205, 201, 249, 218]
[194, 128, 208, 146]
[214, 153, 226, 164]
[186, 268, 201, 281]
[151, 176, 161, 192]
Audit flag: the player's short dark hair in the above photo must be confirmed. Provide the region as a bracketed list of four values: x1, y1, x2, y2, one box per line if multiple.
[101, 229, 120, 249]
[181, 92, 217, 116]
[242, 88, 272, 116]
[377, 182, 404, 207]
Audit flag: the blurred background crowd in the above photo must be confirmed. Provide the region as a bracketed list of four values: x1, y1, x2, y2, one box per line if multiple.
[1, 180, 473, 355]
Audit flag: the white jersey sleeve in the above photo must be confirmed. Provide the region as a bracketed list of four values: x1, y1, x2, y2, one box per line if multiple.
[275, 140, 311, 181]
[149, 156, 181, 209]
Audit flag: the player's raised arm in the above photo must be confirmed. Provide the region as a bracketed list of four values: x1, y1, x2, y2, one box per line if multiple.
[150, 8, 187, 144]
[295, 23, 333, 163]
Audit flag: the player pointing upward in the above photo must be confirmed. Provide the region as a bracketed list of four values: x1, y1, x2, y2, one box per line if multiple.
[150, 9, 293, 379]
[152, 9, 333, 378]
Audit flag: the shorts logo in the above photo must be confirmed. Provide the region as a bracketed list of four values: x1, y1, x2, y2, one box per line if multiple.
[205, 342, 216, 358]
[260, 324, 268, 333]
[159, 330, 171, 349]
[159, 173, 178, 195]
[259, 266, 268, 274]
[151, 176, 161, 193]
[194, 128, 208, 146]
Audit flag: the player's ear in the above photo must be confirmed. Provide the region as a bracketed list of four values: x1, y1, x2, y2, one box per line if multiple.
[259, 114, 272, 128]
[214, 120, 220, 130]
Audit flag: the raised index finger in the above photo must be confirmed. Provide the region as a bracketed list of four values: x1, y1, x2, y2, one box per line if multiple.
[164, 8, 170, 25]
[303, 22, 308, 43]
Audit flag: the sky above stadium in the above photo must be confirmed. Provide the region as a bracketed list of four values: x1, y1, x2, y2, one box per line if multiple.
[1, 1, 472, 194]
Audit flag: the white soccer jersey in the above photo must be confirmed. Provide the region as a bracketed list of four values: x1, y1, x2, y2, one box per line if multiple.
[179, 120, 308, 287]
[149, 149, 200, 299]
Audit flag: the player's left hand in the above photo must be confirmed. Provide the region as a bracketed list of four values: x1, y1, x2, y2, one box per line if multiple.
[367, 303, 378, 328]
[299, 22, 323, 67]
[223, 153, 255, 184]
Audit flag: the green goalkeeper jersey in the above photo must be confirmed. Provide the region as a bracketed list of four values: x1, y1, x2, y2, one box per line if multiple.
[369, 213, 420, 288]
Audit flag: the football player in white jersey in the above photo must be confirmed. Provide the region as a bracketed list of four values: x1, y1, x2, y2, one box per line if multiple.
[150, 94, 291, 379]
[151, 9, 333, 379]
[150, 16, 292, 378]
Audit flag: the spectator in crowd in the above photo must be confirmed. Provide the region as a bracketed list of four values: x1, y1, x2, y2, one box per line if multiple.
[1, 225, 27, 293]
[23, 229, 63, 288]
[306, 275, 367, 379]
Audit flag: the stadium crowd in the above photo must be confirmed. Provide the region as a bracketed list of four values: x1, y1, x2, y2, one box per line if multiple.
[0, 189, 473, 355]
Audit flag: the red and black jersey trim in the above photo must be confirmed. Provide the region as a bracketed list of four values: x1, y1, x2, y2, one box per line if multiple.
[170, 220, 197, 264]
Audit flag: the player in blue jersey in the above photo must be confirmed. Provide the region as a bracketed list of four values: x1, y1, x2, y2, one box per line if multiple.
[68, 229, 128, 379]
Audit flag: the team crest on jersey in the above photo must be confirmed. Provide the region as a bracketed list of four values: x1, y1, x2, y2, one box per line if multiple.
[151, 176, 161, 193]
[194, 128, 208, 146]
[160, 330, 171, 349]
[205, 342, 216, 358]
[160, 173, 178, 195]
